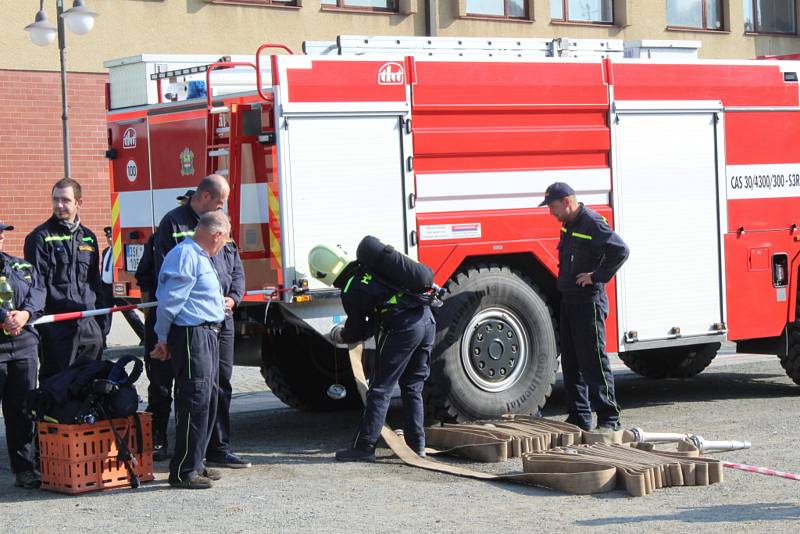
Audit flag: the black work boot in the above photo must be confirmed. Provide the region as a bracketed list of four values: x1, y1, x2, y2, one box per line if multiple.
[168, 474, 213, 490]
[152, 425, 169, 462]
[335, 447, 376, 463]
[14, 470, 42, 490]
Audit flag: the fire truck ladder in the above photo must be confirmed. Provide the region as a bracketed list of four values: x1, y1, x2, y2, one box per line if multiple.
[201, 45, 294, 263]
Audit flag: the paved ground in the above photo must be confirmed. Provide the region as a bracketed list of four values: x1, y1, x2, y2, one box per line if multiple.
[1, 336, 799, 532]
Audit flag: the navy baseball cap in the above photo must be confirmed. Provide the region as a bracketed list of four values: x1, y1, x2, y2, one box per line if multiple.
[176, 189, 195, 201]
[0, 221, 14, 231]
[538, 182, 576, 206]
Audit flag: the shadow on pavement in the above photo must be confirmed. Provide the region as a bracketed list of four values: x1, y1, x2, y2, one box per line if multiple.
[575, 503, 800, 525]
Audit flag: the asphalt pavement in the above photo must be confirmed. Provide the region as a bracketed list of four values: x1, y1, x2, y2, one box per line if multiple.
[1, 316, 799, 532]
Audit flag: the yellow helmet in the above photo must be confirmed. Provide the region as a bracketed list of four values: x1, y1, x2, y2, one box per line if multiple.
[308, 244, 351, 286]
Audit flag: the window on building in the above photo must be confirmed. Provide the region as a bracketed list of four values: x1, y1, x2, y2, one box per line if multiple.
[550, 0, 613, 24]
[320, 0, 398, 11]
[206, 0, 298, 6]
[666, 0, 723, 30]
[744, 0, 796, 34]
[465, 0, 527, 19]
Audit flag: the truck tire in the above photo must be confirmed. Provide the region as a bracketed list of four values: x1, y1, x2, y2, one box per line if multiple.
[426, 265, 558, 422]
[780, 298, 800, 384]
[260, 327, 361, 411]
[619, 343, 721, 379]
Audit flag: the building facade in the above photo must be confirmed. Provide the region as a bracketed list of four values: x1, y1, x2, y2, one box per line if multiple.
[1, 0, 800, 254]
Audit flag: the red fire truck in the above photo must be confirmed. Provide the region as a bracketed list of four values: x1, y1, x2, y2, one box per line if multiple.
[104, 39, 800, 421]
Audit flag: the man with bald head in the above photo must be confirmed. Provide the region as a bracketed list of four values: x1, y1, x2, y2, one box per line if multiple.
[144, 174, 247, 468]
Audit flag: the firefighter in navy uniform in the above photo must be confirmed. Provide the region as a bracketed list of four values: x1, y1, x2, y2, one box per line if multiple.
[540, 182, 629, 432]
[204, 236, 247, 469]
[308, 242, 436, 462]
[24, 178, 104, 382]
[0, 221, 46, 489]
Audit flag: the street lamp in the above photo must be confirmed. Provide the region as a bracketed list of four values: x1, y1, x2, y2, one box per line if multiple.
[24, 0, 98, 178]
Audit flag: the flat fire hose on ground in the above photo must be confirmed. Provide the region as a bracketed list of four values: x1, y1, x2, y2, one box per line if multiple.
[346, 345, 728, 496]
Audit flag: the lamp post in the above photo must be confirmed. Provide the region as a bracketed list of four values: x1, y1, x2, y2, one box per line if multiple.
[25, 0, 98, 179]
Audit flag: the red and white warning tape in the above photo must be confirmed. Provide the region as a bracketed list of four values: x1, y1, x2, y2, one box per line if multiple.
[722, 461, 800, 481]
[29, 288, 287, 326]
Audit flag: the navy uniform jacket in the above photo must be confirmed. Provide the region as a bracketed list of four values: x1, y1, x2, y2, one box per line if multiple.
[24, 215, 102, 315]
[134, 233, 157, 296]
[0, 252, 46, 356]
[557, 204, 629, 310]
[153, 204, 199, 280]
[151, 204, 244, 302]
[333, 265, 431, 344]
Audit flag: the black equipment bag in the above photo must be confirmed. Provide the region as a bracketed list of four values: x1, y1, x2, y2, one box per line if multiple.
[26, 354, 143, 425]
[356, 235, 434, 294]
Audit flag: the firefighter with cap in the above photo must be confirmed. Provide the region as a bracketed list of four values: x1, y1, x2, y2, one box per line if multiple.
[308, 243, 435, 462]
[540, 182, 629, 432]
[0, 220, 45, 489]
[24, 178, 104, 382]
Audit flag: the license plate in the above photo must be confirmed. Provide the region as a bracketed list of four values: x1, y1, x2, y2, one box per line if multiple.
[125, 243, 145, 272]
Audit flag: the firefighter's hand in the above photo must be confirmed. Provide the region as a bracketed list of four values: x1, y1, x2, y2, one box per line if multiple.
[224, 297, 235, 316]
[4, 310, 30, 335]
[151, 342, 170, 361]
[576, 272, 594, 287]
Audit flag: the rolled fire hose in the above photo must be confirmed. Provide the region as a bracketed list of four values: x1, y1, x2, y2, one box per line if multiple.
[345, 345, 725, 496]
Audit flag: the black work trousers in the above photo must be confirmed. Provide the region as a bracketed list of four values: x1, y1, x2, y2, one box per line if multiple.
[0, 345, 38, 474]
[38, 317, 103, 382]
[354, 314, 435, 454]
[206, 314, 234, 459]
[143, 309, 173, 435]
[168, 324, 220, 483]
[559, 298, 621, 430]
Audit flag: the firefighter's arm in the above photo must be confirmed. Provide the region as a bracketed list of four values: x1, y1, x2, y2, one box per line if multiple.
[153, 216, 180, 275]
[23, 232, 50, 284]
[228, 243, 245, 307]
[589, 221, 630, 283]
[19, 264, 45, 321]
[154, 249, 196, 343]
[88, 233, 104, 308]
[339, 284, 383, 344]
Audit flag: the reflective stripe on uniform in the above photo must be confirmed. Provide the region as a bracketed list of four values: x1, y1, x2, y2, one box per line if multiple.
[11, 262, 32, 270]
[173, 230, 195, 239]
[44, 235, 71, 242]
[572, 232, 592, 240]
[343, 275, 355, 294]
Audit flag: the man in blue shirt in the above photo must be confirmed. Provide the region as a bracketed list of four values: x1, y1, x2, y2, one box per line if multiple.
[152, 211, 228, 489]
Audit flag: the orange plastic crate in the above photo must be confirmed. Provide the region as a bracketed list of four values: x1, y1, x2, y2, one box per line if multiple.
[38, 412, 154, 494]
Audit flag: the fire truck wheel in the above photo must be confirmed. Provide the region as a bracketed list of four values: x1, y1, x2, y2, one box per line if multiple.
[260, 327, 362, 411]
[781, 321, 800, 384]
[618, 343, 721, 379]
[426, 264, 558, 422]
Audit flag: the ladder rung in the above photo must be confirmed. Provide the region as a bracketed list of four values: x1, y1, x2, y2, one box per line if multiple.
[210, 106, 230, 115]
[207, 143, 228, 149]
[216, 127, 230, 135]
[208, 148, 229, 157]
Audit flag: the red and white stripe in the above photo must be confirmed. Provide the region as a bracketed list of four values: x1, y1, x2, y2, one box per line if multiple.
[30, 289, 283, 326]
[722, 461, 800, 481]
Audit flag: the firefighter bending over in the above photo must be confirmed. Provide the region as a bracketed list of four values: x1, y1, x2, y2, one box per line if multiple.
[309, 239, 435, 462]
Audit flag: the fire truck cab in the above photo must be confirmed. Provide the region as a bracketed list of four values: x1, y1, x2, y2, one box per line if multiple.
[105, 37, 800, 421]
